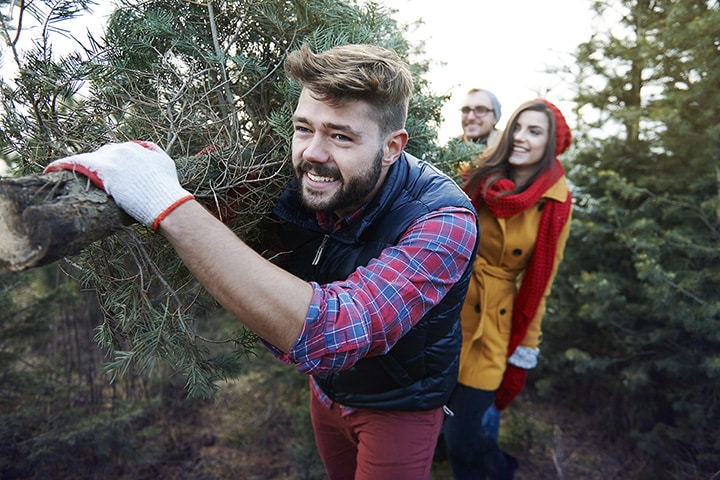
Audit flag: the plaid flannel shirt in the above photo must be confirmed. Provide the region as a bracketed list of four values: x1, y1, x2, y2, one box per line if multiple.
[267, 205, 476, 413]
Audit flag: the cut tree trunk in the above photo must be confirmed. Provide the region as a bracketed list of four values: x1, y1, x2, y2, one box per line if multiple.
[0, 171, 132, 272]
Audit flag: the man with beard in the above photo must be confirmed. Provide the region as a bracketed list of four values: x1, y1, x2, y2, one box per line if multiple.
[45, 43, 479, 480]
[457, 88, 502, 147]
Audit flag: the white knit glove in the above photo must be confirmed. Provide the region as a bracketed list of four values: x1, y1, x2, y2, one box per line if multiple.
[507, 346, 540, 369]
[45, 141, 194, 230]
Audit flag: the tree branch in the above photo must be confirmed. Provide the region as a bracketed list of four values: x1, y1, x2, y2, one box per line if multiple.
[0, 171, 132, 272]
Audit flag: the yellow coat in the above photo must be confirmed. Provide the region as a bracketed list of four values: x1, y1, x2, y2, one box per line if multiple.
[457, 176, 572, 390]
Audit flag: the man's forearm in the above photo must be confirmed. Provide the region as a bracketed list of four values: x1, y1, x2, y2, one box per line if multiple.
[159, 200, 312, 353]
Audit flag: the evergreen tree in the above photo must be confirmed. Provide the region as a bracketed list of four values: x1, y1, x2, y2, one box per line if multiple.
[1, 0, 446, 397]
[1, 3, 163, 476]
[1, 2, 447, 476]
[540, 1, 720, 477]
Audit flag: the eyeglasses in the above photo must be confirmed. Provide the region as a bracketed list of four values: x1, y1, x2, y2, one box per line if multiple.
[460, 106, 494, 116]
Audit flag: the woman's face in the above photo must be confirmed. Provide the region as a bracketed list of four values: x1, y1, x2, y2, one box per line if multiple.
[508, 110, 549, 170]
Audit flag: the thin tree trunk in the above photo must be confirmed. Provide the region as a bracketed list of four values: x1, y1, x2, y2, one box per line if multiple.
[716, 165, 720, 226]
[0, 171, 131, 272]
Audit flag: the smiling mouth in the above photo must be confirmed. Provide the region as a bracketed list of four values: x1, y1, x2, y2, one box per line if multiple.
[307, 171, 337, 183]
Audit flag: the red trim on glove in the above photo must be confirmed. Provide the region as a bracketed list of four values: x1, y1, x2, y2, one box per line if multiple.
[43, 162, 106, 191]
[42, 140, 158, 191]
[131, 140, 162, 152]
[152, 195, 195, 231]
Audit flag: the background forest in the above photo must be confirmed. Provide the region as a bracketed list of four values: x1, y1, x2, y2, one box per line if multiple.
[0, 0, 718, 479]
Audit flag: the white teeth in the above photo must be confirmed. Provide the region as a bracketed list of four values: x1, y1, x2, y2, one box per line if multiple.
[307, 171, 335, 183]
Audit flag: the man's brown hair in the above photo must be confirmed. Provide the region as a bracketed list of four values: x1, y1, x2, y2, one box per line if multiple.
[284, 44, 413, 135]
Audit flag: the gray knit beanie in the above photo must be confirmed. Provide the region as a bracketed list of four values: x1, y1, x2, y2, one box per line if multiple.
[482, 89, 502, 122]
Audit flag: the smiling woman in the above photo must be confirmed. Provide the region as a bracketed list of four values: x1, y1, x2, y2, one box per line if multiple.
[507, 109, 551, 186]
[444, 98, 573, 477]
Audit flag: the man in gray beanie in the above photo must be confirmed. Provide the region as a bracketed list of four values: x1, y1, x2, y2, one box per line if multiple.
[458, 88, 502, 147]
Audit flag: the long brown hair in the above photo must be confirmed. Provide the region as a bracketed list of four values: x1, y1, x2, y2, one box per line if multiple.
[463, 99, 558, 197]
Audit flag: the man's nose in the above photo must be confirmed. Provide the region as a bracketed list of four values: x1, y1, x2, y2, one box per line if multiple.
[303, 136, 330, 163]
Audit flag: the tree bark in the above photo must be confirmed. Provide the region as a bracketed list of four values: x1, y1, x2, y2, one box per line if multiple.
[0, 171, 132, 272]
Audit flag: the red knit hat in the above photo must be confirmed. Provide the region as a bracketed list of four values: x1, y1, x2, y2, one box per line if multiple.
[538, 99, 572, 156]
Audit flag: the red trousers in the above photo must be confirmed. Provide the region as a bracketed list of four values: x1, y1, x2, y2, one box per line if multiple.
[310, 393, 444, 480]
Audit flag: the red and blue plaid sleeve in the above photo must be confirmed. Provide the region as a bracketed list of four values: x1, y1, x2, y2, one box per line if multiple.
[272, 206, 476, 375]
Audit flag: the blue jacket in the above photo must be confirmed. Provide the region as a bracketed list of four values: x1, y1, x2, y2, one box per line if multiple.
[271, 152, 478, 410]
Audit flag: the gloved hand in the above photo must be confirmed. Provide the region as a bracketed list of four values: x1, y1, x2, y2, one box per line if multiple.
[44, 141, 194, 230]
[494, 363, 527, 411]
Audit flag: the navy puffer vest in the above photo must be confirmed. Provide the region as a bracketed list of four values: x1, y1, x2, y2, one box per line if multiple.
[271, 152, 478, 410]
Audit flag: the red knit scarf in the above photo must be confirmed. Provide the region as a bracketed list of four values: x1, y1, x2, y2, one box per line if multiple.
[466, 159, 572, 357]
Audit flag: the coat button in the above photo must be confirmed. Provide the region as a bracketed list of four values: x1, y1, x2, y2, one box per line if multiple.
[513, 248, 522, 256]
[538, 203, 545, 211]
[500, 309, 506, 315]
[474, 304, 481, 313]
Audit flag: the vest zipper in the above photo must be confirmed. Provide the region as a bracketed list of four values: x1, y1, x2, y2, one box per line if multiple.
[312, 235, 329, 266]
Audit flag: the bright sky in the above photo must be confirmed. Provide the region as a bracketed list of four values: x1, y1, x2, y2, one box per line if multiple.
[380, 0, 596, 142]
[1, 0, 595, 151]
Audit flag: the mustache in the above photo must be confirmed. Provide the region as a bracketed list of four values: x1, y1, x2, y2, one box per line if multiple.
[297, 161, 340, 178]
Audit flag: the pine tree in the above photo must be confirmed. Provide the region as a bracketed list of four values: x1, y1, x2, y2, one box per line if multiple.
[540, 0, 720, 476]
[1, 0, 446, 397]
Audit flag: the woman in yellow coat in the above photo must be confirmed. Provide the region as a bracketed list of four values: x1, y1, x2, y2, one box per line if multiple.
[444, 99, 573, 480]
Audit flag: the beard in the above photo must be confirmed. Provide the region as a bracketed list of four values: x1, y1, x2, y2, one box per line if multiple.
[295, 148, 384, 215]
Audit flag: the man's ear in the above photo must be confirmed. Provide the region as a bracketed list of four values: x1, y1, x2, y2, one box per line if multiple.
[382, 129, 409, 167]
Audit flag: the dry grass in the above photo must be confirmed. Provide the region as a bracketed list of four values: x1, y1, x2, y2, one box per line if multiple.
[429, 400, 643, 480]
[139, 349, 649, 480]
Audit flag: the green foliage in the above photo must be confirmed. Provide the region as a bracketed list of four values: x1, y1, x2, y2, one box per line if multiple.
[1, 0, 445, 396]
[0, 1, 447, 475]
[248, 350, 325, 479]
[0, 261, 175, 478]
[433, 137, 487, 183]
[539, 0, 720, 476]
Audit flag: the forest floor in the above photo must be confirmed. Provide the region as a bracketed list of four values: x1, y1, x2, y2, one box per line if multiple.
[140, 350, 648, 480]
